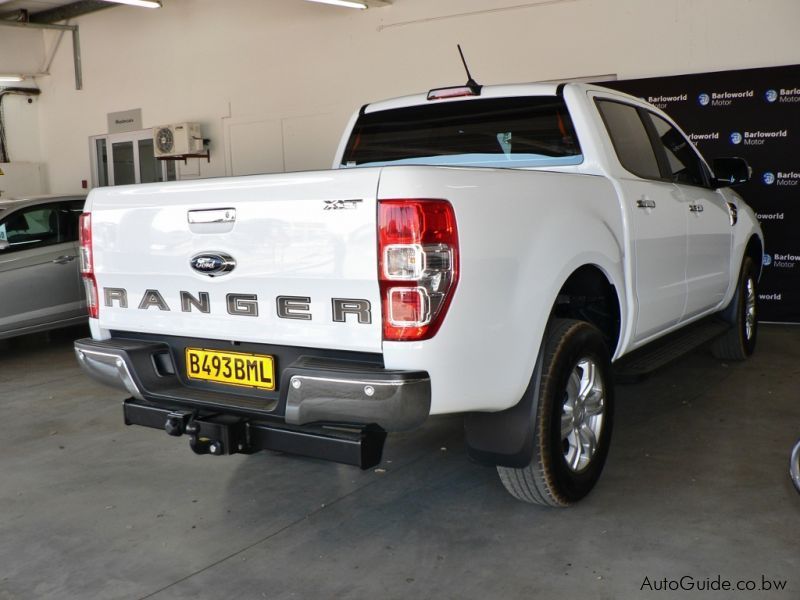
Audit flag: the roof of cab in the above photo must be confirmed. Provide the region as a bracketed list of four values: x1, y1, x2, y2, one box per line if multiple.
[363, 81, 627, 114]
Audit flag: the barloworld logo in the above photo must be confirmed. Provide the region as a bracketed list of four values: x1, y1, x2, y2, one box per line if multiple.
[772, 88, 800, 103]
[698, 90, 754, 106]
[688, 132, 720, 142]
[763, 171, 800, 186]
[646, 94, 687, 107]
[765, 252, 799, 268]
[728, 129, 788, 146]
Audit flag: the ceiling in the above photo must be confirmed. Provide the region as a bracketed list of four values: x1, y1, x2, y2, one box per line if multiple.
[0, 0, 73, 11]
[1, 0, 391, 23]
[0, 0, 114, 23]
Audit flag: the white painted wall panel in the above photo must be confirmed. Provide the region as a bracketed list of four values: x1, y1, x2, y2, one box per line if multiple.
[8, 0, 799, 193]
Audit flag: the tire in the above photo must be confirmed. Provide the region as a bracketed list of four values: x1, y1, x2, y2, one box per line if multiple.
[711, 256, 758, 361]
[497, 319, 614, 507]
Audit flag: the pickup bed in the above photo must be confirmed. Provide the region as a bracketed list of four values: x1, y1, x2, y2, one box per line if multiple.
[75, 82, 763, 506]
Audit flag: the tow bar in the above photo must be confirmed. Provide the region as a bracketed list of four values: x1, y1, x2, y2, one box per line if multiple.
[123, 398, 387, 469]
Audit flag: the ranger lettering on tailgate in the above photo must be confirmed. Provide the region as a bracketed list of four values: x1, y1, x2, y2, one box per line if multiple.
[102, 287, 372, 324]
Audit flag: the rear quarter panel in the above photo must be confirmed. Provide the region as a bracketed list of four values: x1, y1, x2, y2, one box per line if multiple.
[377, 166, 625, 414]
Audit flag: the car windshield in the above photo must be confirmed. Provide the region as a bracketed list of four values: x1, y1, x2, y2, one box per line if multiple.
[341, 95, 582, 169]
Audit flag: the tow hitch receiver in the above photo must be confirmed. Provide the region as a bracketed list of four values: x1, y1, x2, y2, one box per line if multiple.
[123, 398, 387, 469]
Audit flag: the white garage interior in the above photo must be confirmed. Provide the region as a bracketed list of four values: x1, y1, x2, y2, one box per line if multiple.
[1, 1, 799, 598]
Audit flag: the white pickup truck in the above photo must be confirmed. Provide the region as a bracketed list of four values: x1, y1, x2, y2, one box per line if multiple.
[74, 82, 763, 506]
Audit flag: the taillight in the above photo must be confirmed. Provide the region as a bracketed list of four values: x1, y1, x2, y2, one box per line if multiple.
[78, 212, 98, 319]
[378, 199, 459, 341]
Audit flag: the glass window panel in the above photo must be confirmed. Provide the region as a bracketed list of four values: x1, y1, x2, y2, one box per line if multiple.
[342, 96, 582, 169]
[138, 138, 164, 183]
[165, 159, 177, 181]
[112, 141, 135, 185]
[596, 100, 661, 180]
[646, 113, 708, 187]
[2, 205, 60, 251]
[96, 138, 109, 187]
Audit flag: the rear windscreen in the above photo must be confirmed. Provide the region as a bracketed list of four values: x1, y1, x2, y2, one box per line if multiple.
[341, 96, 582, 169]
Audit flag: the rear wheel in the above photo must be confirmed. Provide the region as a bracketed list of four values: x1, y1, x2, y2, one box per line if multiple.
[497, 319, 614, 506]
[711, 256, 757, 361]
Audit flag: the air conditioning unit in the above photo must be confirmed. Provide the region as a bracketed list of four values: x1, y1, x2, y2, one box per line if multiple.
[153, 122, 203, 157]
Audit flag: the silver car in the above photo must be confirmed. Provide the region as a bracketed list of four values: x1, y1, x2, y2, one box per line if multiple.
[0, 194, 87, 339]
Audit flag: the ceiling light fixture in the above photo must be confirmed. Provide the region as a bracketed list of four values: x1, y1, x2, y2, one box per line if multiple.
[0, 75, 24, 83]
[306, 0, 368, 8]
[100, 0, 162, 8]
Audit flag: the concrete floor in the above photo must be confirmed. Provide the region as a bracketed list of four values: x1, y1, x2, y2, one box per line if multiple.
[1, 325, 798, 600]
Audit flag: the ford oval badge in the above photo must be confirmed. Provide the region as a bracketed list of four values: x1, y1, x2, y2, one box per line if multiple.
[190, 252, 236, 277]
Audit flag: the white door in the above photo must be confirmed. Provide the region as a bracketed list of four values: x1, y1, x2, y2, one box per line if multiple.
[596, 99, 688, 343]
[643, 112, 732, 320]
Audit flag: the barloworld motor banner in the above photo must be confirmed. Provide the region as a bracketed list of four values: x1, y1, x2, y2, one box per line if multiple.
[601, 64, 800, 324]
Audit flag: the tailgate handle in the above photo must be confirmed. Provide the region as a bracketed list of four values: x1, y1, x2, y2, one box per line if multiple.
[188, 208, 236, 224]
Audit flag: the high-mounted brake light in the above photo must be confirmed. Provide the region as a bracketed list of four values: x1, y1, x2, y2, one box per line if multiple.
[78, 212, 99, 319]
[378, 200, 459, 341]
[427, 85, 482, 101]
[427, 45, 482, 101]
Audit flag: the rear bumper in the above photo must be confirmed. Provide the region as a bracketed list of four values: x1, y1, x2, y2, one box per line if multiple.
[74, 337, 430, 432]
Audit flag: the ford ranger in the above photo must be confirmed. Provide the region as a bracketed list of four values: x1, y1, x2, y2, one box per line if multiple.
[74, 82, 763, 506]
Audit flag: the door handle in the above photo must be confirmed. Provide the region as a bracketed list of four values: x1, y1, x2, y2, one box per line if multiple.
[689, 204, 704, 213]
[636, 199, 657, 209]
[188, 208, 236, 224]
[53, 255, 76, 264]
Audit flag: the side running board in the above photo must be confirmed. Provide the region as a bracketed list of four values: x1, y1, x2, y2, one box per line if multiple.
[614, 318, 731, 382]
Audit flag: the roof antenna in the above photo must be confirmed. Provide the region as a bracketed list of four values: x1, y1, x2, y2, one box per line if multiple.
[457, 44, 482, 95]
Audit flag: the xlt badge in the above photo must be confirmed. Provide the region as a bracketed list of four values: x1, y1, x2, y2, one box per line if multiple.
[324, 199, 362, 210]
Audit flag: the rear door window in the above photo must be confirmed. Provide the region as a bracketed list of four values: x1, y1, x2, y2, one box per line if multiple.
[595, 100, 661, 180]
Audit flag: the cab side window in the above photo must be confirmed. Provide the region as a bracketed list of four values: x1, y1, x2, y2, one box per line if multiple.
[0, 204, 67, 253]
[645, 113, 709, 187]
[595, 100, 661, 180]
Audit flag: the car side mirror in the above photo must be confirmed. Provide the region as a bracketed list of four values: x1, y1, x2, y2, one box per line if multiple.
[792, 439, 800, 494]
[713, 157, 751, 188]
[0, 239, 8, 251]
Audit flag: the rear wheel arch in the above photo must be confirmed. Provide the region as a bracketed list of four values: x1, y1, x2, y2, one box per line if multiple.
[744, 235, 764, 280]
[464, 264, 621, 469]
[552, 264, 622, 356]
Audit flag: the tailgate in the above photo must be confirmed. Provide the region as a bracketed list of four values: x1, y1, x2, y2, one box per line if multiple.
[87, 169, 383, 353]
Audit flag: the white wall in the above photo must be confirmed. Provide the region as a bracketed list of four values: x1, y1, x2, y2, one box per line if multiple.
[22, 0, 800, 193]
[2, 92, 43, 163]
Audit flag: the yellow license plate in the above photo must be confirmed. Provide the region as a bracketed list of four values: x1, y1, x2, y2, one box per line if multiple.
[185, 348, 276, 391]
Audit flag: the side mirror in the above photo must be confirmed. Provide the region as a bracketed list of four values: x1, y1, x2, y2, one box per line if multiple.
[713, 157, 751, 188]
[0, 239, 8, 251]
[792, 439, 800, 494]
